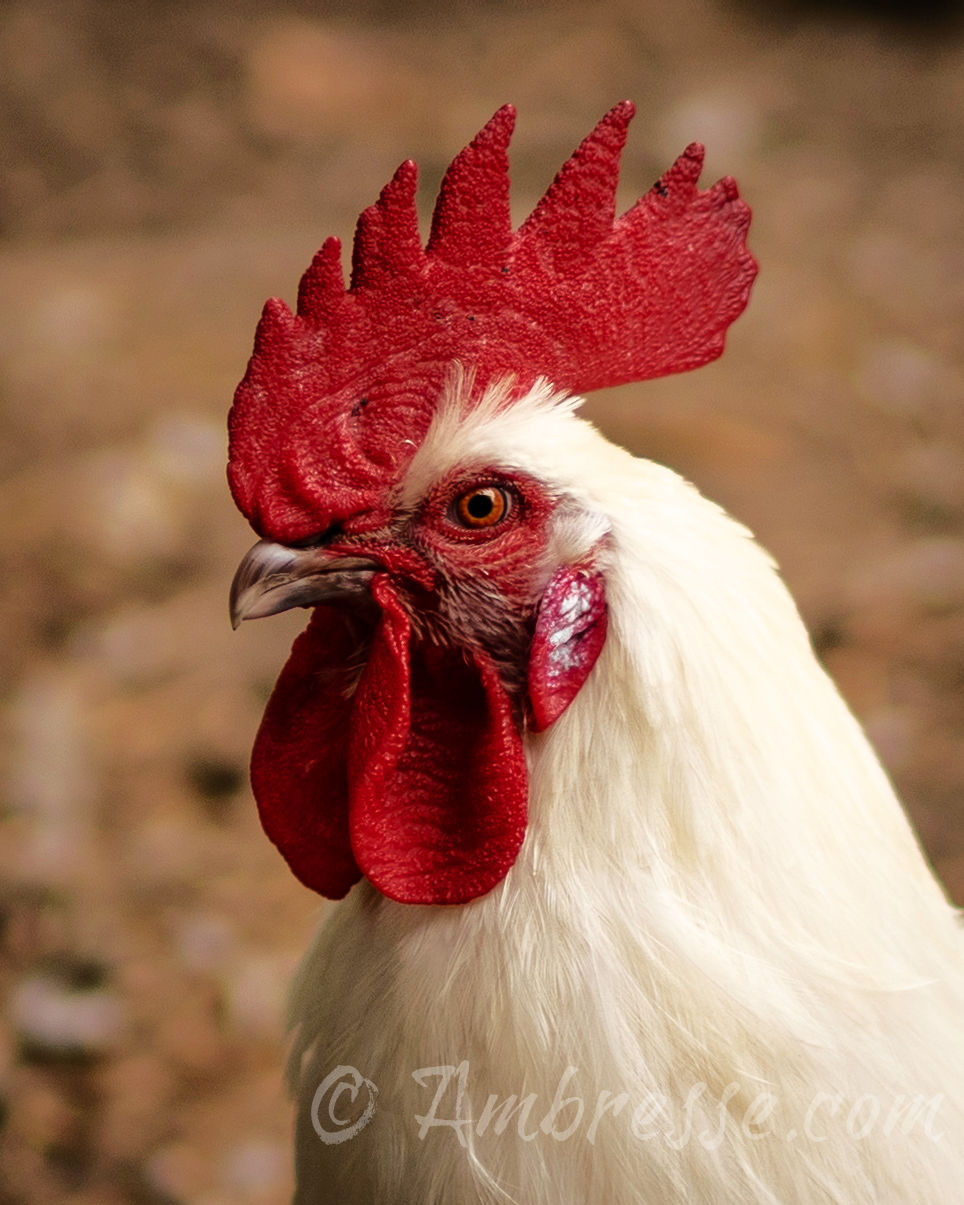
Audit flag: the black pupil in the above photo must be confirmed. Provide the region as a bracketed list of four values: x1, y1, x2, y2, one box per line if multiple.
[467, 491, 496, 519]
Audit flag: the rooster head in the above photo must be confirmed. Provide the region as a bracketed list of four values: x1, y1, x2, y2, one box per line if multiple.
[228, 102, 756, 906]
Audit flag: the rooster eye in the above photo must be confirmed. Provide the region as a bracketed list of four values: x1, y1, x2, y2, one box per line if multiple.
[452, 486, 512, 529]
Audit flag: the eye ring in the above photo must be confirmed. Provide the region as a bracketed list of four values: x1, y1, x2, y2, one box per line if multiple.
[452, 485, 512, 529]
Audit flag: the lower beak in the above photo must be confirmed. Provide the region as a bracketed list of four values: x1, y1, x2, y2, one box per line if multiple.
[230, 539, 378, 628]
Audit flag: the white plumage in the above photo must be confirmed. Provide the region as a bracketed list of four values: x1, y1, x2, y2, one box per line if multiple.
[286, 377, 964, 1203]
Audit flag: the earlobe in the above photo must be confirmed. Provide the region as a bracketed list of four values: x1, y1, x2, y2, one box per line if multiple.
[527, 566, 607, 731]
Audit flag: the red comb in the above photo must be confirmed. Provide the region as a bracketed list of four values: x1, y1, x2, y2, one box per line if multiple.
[228, 101, 756, 541]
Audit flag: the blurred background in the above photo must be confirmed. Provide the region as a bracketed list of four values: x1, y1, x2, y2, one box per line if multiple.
[1, 1, 962, 1201]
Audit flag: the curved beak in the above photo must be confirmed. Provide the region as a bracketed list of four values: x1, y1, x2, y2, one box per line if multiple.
[230, 539, 378, 628]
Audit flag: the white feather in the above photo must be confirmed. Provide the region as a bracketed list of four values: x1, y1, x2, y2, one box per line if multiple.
[289, 376, 964, 1203]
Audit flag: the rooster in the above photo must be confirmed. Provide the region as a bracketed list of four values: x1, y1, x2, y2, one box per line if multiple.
[227, 103, 964, 1204]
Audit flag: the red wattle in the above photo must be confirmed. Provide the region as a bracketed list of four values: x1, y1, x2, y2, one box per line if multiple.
[349, 577, 528, 905]
[250, 607, 362, 898]
[249, 577, 529, 906]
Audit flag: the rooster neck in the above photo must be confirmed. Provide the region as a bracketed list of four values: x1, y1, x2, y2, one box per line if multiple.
[286, 393, 964, 1204]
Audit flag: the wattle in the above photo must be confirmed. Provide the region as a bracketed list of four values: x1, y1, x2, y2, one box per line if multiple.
[250, 576, 528, 905]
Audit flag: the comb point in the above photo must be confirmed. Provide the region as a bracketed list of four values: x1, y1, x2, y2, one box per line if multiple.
[252, 296, 294, 357]
[297, 237, 345, 321]
[426, 105, 515, 265]
[519, 102, 635, 264]
[351, 159, 423, 291]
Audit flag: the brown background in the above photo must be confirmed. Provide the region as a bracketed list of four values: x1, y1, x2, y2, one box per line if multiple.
[1, 2, 962, 1201]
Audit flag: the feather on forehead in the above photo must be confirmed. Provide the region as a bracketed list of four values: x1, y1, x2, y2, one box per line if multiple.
[227, 101, 757, 542]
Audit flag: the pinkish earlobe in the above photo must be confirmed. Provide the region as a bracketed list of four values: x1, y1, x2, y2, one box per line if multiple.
[528, 567, 607, 732]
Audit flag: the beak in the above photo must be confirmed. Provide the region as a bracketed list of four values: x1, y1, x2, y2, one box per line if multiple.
[230, 539, 378, 629]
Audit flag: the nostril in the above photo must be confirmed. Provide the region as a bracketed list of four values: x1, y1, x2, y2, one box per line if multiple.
[289, 523, 345, 550]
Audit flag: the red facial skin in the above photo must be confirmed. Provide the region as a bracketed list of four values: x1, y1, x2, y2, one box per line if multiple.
[322, 468, 560, 689]
[249, 466, 607, 905]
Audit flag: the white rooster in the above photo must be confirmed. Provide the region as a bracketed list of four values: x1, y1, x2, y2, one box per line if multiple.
[228, 103, 964, 1203]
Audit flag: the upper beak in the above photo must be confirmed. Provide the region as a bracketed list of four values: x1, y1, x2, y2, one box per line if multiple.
[229, 539, 378, 628]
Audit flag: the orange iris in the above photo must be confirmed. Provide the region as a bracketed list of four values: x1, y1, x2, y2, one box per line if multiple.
[454, 486, 510, 529]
